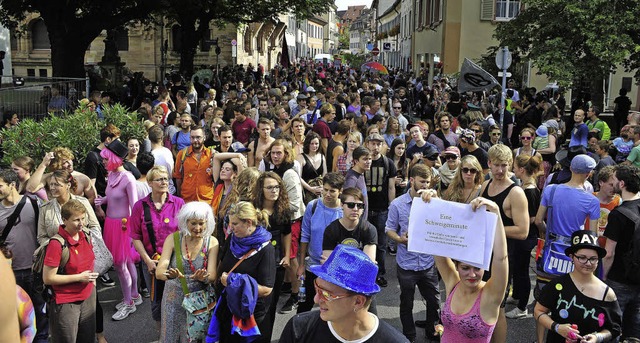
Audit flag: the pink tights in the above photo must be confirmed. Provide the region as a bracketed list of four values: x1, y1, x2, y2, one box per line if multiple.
[115, 259, 139, 305]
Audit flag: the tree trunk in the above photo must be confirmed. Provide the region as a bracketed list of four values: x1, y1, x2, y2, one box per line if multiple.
[178, 21, 200, 79]
[50, 38, 91, 78]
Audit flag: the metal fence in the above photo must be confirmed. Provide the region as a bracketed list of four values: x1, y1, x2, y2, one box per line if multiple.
[0, 76, 89, 122]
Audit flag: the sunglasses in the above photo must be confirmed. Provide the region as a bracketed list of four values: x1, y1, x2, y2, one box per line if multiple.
[424, 155, 439, 161]
[314, 279, 352, 302]
[444, 155, 458, 161]
[393, 107, 402, 109]
[461, 167, 479, 174]
[471, 129, 483, 133]
[521, 136, 533, 141]
[343, 201, 365, 209]
[491, 132, 501, 136]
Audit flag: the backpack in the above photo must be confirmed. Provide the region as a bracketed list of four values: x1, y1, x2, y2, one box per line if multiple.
[32, 230, 92, 301]
[613, 202, 640, 284]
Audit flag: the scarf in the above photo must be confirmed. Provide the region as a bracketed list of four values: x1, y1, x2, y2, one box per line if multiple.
[229, 226, 272, 259]
[439, 163, 457, 187]
[270, 161, 294, 179]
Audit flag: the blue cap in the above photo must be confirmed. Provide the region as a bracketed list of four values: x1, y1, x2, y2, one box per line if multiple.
[309, 245, 380, 296]
[570, 154, 596, 174]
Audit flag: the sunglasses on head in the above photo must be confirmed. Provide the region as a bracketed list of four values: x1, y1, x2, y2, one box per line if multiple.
[344, 201, 365, 209]
[461, 167, 478, 174]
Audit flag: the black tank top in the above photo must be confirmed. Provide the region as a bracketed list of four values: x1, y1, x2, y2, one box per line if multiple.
[301, 154, 323, 180]
[481, 179, 516, 227]
[326, 139, 342, 172]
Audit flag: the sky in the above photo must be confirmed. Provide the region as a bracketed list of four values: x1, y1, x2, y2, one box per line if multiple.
[335, 0, 372, 11]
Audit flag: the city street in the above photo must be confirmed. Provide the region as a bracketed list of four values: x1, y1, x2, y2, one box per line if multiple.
[101, 253, 538, 342]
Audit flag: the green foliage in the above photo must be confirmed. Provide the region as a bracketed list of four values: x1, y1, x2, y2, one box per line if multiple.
[1, 104, 145, 171]
[341, 53, 367, 70]
[494, 0, 640, 85]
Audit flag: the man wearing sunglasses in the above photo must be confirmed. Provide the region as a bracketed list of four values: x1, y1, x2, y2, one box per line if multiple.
[280, 245, 408, 342]
[391, 100, 409, 132]
[386, 164, 441, 342]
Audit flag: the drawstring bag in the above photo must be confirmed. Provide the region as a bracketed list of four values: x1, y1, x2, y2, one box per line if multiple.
[174, 232, 217, 342]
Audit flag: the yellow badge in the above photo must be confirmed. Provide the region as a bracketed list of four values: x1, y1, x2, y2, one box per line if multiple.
[555, 284, 563, 291]
[271, 240, 277, 246]
[164, 218, 170, 224]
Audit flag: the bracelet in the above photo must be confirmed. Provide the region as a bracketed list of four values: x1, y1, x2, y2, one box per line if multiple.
[552, 322, 559, 333]
[595, 333, 604, 343]
[536, 312, 549, 321]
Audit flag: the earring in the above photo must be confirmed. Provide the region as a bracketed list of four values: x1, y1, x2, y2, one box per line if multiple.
[353, 307, 357, 313]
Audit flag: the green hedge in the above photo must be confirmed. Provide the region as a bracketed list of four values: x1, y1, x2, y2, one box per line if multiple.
[1, 103, 146, 172]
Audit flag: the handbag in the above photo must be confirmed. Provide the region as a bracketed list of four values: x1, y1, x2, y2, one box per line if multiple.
[536, 185, 574, 277]
[173, 232, 216, 342]
[87, 225, 113, 275]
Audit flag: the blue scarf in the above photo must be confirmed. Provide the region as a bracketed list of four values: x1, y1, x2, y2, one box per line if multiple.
[229, 226, 272, 259]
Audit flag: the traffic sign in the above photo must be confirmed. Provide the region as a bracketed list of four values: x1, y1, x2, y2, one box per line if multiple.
[231, 39, 237, 46]
[372, 47, 380, 56]
[497, 72, 512, 77]
[383, 43, 391, 51]
[366, 43, 373, 51]
[495, 47, 512, 70]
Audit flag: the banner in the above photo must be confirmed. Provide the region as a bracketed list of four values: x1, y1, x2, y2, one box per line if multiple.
[407, 198, 498, 270]
[458, 58, 500, 93]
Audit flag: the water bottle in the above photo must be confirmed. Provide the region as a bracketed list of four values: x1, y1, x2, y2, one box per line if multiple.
[298, 276, 306, 303]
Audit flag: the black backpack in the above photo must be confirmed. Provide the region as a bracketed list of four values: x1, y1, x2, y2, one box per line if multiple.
[614, 202, 640, 284]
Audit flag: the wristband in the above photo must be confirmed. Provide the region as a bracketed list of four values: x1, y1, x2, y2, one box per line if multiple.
[552, 322, 559, 333]
[595, 333, 604, 343]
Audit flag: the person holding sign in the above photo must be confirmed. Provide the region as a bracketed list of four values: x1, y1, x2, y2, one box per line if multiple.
[420, 191, 508, 343]
[385, 164, 441, 342]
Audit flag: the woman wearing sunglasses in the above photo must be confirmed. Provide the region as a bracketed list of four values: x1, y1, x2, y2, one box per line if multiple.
[280, 245, 408, 342]
[442, 155, 484, 204]
[513, 128, 543, 162]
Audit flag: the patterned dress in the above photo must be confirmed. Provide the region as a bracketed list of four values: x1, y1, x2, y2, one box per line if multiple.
[160, 234, 210, 343]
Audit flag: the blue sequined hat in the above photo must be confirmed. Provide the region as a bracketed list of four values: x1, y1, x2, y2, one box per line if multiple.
[310, 244, 380, 296]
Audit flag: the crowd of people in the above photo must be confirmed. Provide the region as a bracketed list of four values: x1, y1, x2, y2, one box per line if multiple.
[1, 62, 640, 343]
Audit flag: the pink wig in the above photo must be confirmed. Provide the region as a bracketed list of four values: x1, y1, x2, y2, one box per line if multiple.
[100, 147, 123, 171]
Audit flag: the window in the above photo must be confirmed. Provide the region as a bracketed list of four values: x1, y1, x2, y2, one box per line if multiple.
[199, 30, 212, 52]
[10, 28, 18, 51]
[31, 19, 50, 50]
[171, 25, 182, 52]
[27, 69, 35, 77]
[495, 0, 520, 20]
[115, 28, 129, 51]
[39, 69, 47, 77]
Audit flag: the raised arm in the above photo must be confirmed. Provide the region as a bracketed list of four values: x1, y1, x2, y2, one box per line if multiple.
[477, 197, 508, 308]
[26, 152, 53, 193]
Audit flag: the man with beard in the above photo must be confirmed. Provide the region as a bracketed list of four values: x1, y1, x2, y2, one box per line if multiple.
[386, 164, 441, 342]
[428, 112, 459, 151]
[171, 113, 193, 156]
[172, 127, 214, 202]
[479, 144, 529, 343]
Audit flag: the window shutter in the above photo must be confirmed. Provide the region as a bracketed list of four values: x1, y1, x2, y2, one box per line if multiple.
[480, 0, 495, 21]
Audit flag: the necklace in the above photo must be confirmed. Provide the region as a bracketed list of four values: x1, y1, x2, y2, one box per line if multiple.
[184, 238, 207, 273]
[463, 186, 478, 204]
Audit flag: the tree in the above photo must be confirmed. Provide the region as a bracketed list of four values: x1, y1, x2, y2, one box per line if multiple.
[494, 0, 640, 86]
[164, 0, 334, 77]
[0, 1, 160, 78]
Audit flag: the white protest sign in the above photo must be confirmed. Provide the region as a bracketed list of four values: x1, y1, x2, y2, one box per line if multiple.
[407, 197, 498, 270]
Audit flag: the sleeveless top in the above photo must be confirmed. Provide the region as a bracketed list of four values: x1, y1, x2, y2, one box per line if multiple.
[515, 147, 536, 157]
[302, 154, 323, 180]
[441, 282, 495, 343]
[326, 139, 342, 172]
[481, 180, 516, 227]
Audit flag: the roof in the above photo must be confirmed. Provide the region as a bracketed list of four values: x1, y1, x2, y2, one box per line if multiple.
[343, 5, 367, 22]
